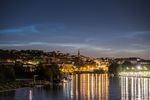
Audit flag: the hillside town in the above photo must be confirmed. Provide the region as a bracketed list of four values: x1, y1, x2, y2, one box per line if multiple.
[0, 49, 150, 75]
[0, 49, 150, 94]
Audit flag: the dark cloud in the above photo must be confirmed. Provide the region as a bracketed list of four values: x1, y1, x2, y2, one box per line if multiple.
[0, 0, 150, 59]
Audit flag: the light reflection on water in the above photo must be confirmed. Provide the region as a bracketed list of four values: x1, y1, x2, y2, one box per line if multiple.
[63, 74, 109, 100]
[0, 74, 150, 100]
[121, 77, 150, 100]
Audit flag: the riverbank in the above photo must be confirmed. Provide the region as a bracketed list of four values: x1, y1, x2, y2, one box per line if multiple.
[74, 71, 107, 74]
[119, 71, 150, 78]
[0, 80, 51, 92]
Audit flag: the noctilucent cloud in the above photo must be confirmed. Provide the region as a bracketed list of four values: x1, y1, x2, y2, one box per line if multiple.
[0, 0, 150, 59]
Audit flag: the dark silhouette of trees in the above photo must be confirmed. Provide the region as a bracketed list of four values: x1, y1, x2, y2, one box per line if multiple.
[36, 64, 62, 82]
[0, 65, 15, 82]
[109, 61, 135, 75]
[108, 62, 119, 74]
[13, 63, 34, 78]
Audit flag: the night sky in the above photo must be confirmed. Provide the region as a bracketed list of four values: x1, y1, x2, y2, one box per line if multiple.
[0, 0, 150, 59]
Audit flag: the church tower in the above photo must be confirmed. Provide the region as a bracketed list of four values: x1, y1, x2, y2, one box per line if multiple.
[78, 49, 80, 58]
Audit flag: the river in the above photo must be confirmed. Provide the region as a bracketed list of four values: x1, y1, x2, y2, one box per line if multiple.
[0, 74, 150, 100]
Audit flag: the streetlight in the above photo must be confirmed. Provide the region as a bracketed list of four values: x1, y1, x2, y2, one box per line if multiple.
[126, 67, 129, 70]
[137, 65, 142, 70]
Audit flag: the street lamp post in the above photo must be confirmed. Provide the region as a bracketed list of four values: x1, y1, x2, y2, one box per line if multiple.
[33, 75, 38, 85]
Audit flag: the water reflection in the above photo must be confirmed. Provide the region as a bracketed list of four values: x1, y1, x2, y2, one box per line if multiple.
[64, 74, 109, 100]
[0, 90, 15, 100]
[29, 90, 32, 100]
[121, 77, 150, 100]
[1, 74, 150, 100]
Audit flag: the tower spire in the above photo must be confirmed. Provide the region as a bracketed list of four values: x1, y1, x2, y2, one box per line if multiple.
[78, 49, 80, 57]
[77, 49, 80, 68]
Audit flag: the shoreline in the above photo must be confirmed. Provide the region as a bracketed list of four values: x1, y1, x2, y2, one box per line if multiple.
[0, 81, 32, 93]
[0, 87, 30, 93]
[0, 80, 51, 93]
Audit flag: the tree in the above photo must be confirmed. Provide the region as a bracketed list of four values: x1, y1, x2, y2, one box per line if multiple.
[121, 61, 133, 71]
[50, 64, 62, 81]
[108, 62, 119, 74]
[0, 65, 15, 82]
[36, 64, 62, 82]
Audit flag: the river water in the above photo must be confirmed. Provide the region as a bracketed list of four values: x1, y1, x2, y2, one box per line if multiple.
[0, 74, 150, 100]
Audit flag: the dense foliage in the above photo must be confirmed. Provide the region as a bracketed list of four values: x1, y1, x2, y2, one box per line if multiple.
[36, 64, 62, 82]
[0, 65, 15, 82]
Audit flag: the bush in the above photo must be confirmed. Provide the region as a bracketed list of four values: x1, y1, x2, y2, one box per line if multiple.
[0, 65, 16, 82]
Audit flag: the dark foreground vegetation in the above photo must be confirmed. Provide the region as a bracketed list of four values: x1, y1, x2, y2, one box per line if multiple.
[0, 63, 63, 92]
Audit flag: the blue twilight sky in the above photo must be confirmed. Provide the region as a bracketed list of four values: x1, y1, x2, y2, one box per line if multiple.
[0, 0, 150, 59]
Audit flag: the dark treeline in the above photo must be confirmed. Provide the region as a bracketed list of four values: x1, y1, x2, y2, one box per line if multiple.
[109, 61, 136, 75]
[0, 63, 62, 83]
[36, 64, 62, 82]
[0, 65, 15, 82]
[0, 49, 71, 60]
[0, 49, 47, 60]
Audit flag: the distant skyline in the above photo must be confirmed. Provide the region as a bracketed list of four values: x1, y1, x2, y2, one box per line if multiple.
[0, 0, 150, 59]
